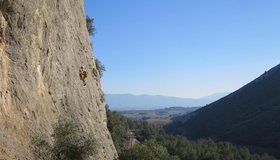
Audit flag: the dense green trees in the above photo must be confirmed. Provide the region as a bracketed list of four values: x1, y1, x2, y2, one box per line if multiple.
[120, 139, 179, 160]
[106, 106, 130, 153]
[155, 135, 275, 160]
[106, 108, 276, 160]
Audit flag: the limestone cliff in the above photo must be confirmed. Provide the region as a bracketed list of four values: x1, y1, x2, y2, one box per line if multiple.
[0, 0, 117, 159]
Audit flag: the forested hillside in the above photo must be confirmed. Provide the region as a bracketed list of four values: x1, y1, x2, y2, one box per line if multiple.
[166, 64, 280, 158]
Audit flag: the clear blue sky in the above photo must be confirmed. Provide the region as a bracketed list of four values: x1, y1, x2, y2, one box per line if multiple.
[84, 0, 280, 98]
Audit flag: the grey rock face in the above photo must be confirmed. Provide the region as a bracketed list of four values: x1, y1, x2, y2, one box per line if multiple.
[0, 0, 117, 159]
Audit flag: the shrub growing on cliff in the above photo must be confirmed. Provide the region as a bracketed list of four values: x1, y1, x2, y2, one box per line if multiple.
[32, 136, 52, 160]
[86, 15, 96, 36]
[95, 58, 106, 78]
[32, 119, 96, 160]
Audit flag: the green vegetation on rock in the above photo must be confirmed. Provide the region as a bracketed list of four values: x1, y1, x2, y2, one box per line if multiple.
[86, 15, 96, 36]
[32, 119, 96, 160]
[95, 58, 106, 78]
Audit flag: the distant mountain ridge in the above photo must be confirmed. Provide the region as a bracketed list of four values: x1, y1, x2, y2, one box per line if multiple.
[166, 64, 280, 158]
[105, 92, 230, 110]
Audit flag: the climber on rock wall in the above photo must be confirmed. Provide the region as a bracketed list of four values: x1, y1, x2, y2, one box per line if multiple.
[79, 66, 88, 86]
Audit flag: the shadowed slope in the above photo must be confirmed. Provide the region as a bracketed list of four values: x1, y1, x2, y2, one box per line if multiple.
[166, 64, 280, 157]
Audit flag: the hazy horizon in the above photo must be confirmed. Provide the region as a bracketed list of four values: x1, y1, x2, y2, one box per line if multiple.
[105, 92, 230, 110]
[104, 91, 230, 99]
